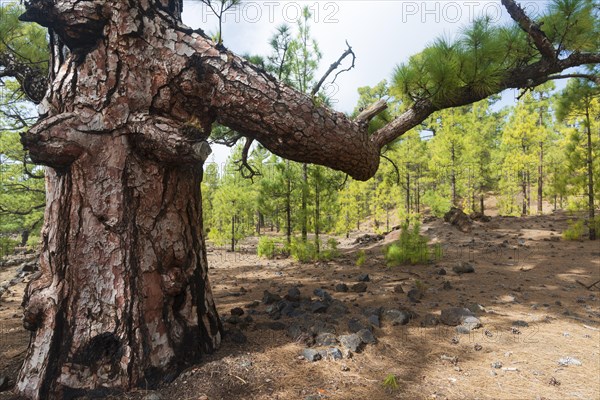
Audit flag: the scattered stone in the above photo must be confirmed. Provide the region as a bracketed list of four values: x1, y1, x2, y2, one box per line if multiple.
[327, 347, 343, 361]
[263, 290, 281, 305]
[421, 314, 439, 327]
[450, 336, 459, 345]
[245, 300, 260, 308]
[338, 334, 363, 352]
[143, 393, 163, 400]
[313, 288, 332, 302]
[474, 344, 482, 351]
[442, 281, 453, 291]
[393, 284, 404, 293]
[327, 300, 349, 317]
[368, 314, 381, 328]
[351, 282, 368, 293]
[456, 325, 472, 334]
[549, 377, 561, 386]
[407, 289, 423, 303]
[437, 268, 447, 276]
[384, 309, 410, 326]
[287, 287, 301, 301]
[362, 306, 382, 317]
[489, 370, 497, 377]
[335, 283, 348, 292]
[440, 307, 476, 326]
[230, 307, 244, 316]
[309, 321, 336, 335]
[511, 327, 521, 335]
[348, 318, 368, 333]
[444, 207, 472, 233]
[315, 333, 338, 346]
[354, 234, 384, 245]
[467, 303, 486, 314]
[558, 357, 582, 366]
[229, 329, 247, 344]
[311, 301, 329, 313]
[302, 348, 322, 362]
[357, 273, 370, 282]
[491, 361, 503, 369]
[357, 328, 376, 344]
[512, 320, 529, 327]
[453, 262, 475, 274]
[287, 323, 305, 339]
[281, 301, 303, 318]
[461, 316, 482, 331]
[340, 364, 350, 372]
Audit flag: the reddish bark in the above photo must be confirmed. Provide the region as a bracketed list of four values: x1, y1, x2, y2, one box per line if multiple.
[14, 0, 600, 398]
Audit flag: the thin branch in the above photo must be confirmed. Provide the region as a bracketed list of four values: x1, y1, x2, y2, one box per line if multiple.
[337, 173, 349, 190]
[0, 203, 45, 216]
[311, 41, 355, 97]
[234, 137, 261, 181]
[545, 73, 600, 84]
[501, 0, 556, 59]
[381, 154, 400, 185]
[209, 131, 242, 147]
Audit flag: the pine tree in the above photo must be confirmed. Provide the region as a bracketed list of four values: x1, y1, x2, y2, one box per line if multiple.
[556, 77, 599, 239]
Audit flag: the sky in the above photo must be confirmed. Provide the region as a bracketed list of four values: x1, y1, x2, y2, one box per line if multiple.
[180, 0, 551, 166]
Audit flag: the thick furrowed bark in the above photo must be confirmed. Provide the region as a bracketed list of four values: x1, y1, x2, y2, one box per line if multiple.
[18, 137, 221, 399]
[17, 2, 221, 398]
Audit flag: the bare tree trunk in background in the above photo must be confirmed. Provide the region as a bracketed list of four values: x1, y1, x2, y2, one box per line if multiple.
[538, 142, 544, 215]
[301, 163, 308, 242]
[585, 108, 596, 240]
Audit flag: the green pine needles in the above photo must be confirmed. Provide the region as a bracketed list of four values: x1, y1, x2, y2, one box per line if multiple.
[384, 222, 441, 265]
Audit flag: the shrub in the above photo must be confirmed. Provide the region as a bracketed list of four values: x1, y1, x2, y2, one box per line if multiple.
[257, 236, 287, 258]
[290, 237, 318, 263]
[0, 236, 19, 259]
[562, 219, 585, 240]
[382, 373, 399, 391]
[385, 222, 436, 265]
[320, 238, 340, 261]
[422, 190, 452, 217]
[355, 249, 366, 266]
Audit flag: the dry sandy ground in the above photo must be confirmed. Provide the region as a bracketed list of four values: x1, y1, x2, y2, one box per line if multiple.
[1, 211, 599, 400]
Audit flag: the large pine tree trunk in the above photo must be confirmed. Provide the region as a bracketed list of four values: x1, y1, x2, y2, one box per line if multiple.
[16, 1, 227, 398]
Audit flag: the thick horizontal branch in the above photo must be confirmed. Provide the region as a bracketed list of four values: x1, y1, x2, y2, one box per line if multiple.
[195, 50, 380, 180]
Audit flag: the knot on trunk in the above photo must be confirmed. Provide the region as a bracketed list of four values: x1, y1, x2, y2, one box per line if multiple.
[20, 0, 110, 53]
[130, 114, 212, 166]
